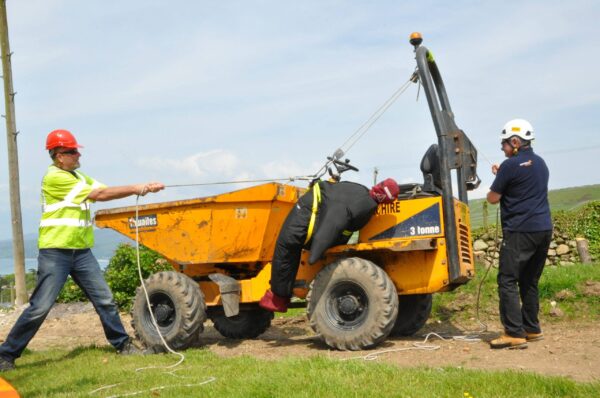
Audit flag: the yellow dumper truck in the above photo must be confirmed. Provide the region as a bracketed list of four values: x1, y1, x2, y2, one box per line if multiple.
[95, 33, 480, 351]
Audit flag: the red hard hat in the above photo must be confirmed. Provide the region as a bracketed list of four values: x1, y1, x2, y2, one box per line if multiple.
[45, 129, 83, 150]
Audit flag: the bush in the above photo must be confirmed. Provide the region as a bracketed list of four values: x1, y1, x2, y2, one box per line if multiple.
[56, 277, 87, 303]
[553, 201, 600, 258]
[104, 243, 172, 310]
[57, 243, 172, 310]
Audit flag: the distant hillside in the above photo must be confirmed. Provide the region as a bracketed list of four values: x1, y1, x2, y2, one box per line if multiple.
[0, 229, 132, 260]
[469, 184, 600, 228]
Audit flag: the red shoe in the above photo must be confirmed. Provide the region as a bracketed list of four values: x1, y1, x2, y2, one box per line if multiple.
[259, 290, 290, 312]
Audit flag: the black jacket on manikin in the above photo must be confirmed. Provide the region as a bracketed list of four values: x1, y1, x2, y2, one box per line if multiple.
[307, 181, 377, 263]
[270, 181, 378, 297]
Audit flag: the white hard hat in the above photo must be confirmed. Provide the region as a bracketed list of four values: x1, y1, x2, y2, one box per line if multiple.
[500, 119, 534, 141]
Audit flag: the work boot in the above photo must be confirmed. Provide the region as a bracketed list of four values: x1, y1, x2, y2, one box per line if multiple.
[526, 332, 544, 342]
[117, 339, 145, 356]
[259, 290, 290, 312]
[0, 356, 15, 372]
[490, 334, 528, 349]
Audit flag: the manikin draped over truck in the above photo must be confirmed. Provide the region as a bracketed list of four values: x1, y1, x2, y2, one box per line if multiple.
[95, 33, 480, 351]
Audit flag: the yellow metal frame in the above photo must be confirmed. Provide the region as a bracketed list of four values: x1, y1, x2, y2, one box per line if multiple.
[95, 183, 475, 308]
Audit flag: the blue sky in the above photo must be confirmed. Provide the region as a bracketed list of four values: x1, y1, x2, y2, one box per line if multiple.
[1, 0, 599, 240]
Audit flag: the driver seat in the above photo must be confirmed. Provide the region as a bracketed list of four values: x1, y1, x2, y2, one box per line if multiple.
[396, 144, 443, 198]
[420, 144, 442, 194]
[398, 144, 442, 200]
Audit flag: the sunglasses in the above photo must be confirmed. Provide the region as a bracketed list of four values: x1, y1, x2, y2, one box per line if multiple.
[58, 149, 80, 155]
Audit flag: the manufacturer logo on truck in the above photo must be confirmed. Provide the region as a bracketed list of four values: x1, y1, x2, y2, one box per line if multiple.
[128, 214, 158, 230]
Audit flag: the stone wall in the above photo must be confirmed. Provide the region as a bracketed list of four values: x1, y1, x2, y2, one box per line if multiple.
[472, 230, 582, 268]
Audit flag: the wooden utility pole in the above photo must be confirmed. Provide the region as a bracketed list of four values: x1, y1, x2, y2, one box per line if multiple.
[0, 0, 27, 306]
[373, 167, 379, 185]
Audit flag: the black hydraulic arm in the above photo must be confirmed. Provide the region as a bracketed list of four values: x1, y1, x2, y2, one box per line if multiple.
[410, 33, 480, 284]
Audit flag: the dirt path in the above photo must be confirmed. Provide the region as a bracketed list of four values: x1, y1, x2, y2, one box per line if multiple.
[1, 304, 598, 382]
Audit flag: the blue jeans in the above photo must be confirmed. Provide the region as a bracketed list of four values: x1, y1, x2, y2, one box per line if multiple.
[0, 249, 129, 361]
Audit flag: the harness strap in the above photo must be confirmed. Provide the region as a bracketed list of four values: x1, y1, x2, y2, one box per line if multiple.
[304, 183, 322, 244]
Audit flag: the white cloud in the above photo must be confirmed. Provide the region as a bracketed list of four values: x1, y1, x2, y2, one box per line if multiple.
[136, 149, 239, 178]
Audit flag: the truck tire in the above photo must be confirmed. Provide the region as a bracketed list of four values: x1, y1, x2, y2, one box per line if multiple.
[131, 271, 206, 350]
[390, 294, 432, 336]
[209, 308, 273, 339]
[307, 257, 398, 350]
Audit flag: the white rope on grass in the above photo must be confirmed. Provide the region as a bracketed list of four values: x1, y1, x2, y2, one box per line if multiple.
[88, 192, 216, 396]
[104, 377, 217, 398]
[341, 332, 482, 362]
[89, 384, 122, 395]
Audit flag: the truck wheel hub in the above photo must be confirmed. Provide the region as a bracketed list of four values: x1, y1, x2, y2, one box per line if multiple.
[338, 295, 361, 315]
[154, 303, 174, 323]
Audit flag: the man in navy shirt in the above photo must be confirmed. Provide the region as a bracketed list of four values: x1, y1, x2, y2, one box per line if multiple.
[487, 119, 552, 349]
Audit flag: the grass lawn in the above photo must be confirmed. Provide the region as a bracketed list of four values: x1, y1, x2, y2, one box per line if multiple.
[432, 262, 600, 323]
[3, 348, 600, 398]
[3, 263, 599, 397]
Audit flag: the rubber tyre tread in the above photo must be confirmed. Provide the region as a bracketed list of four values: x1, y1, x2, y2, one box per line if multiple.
[307, 257, 399, 351]
[389, 294, 432, 336]
[210, 308, 274, 339]
[131, 271, 207, 350]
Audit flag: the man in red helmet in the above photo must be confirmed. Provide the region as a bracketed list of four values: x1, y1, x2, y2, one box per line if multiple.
[260, 178, 400, 312]
[0, 129, 165, 371]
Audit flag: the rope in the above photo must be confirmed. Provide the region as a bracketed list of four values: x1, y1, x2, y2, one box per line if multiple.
[90, 377, 217, 398]
[338, 78, 414, 155]
[478, 149, 495, 167]
[148, 75, 416, 191]
[88, 191, 216, 396]
[451, 206, 501, 339]
[341, 332, 481, 361]
[163, 176, 312, 188]
[308, 76, 415, 181]
[472, 207, 501, 332]
[132, 193, 186, 371]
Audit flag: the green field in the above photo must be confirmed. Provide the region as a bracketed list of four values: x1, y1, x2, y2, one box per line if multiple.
[432, 262, 600, 323]
[3, 262, 599, 397]
[3, 349, 599, 398]
[469, 184, 600, 228]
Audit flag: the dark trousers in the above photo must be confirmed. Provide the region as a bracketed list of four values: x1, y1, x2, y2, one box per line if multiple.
[270, 204, 312, 298]
[497, 230, 552, 338]
[0, 249, 129, 362]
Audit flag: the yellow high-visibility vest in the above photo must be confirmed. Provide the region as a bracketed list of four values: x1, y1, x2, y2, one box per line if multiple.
[38, 165, 106, 249]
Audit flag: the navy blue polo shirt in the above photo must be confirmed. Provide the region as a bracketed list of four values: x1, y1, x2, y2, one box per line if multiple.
[490, 147, 552, 232]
